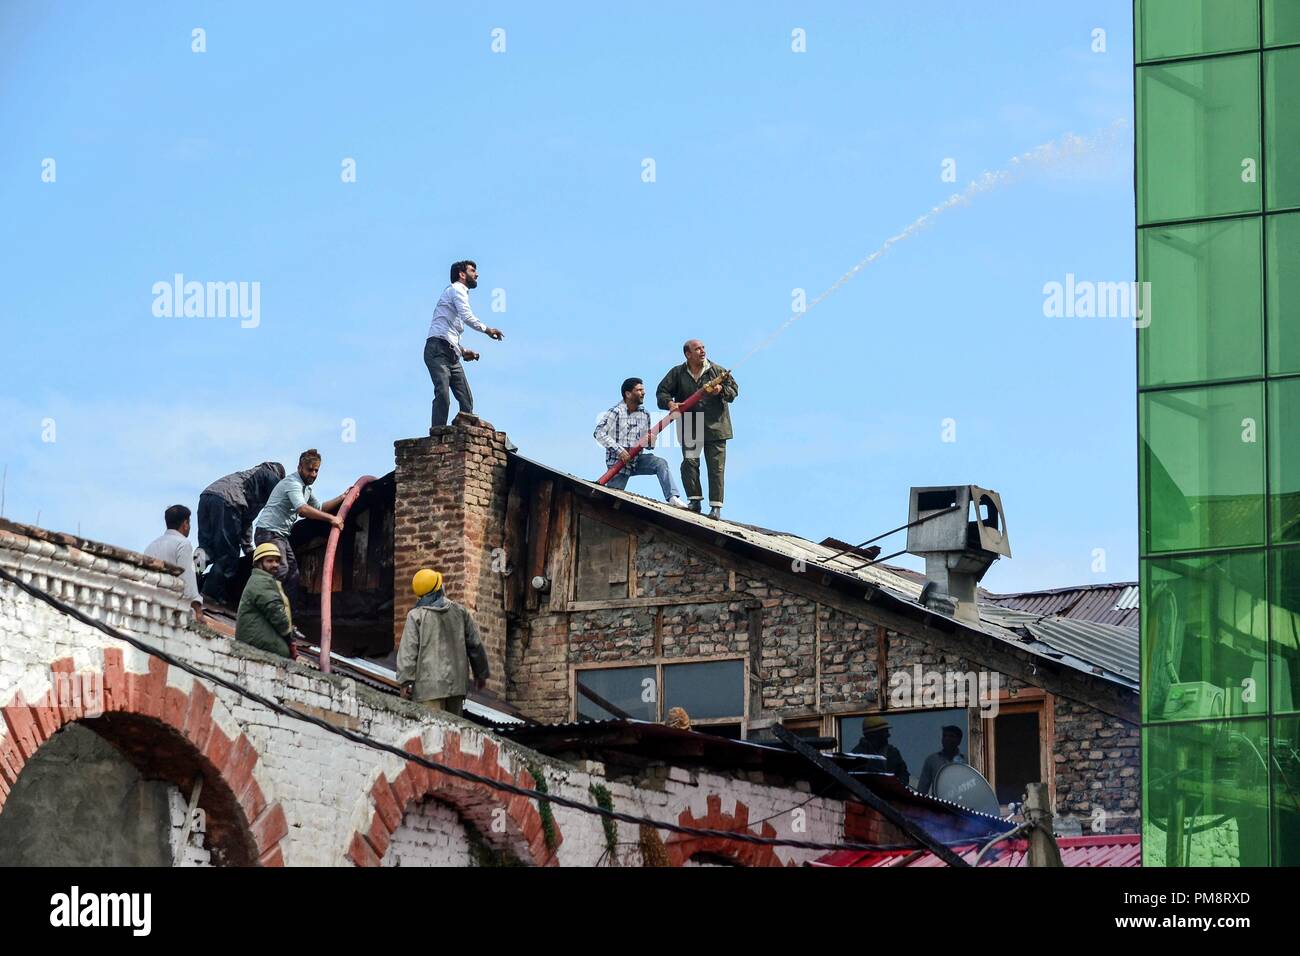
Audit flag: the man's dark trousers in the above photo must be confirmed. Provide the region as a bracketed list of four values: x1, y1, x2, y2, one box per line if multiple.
[682, 436, 727, 507]
[198, 491, 245, 605]
[424, 337, 474, 428]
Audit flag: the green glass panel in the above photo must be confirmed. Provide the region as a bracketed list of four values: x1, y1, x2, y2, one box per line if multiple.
[1271, 380, 1300, 542]
[1266, 49, 1300, 210]
[1273, 716, 1300, 866]
[1137, 0, 1259, 62]
[1264, 0, 1300, 46]
[1143, 718, 1271, 866]
[1271, 548, 1300, 714]
[1138, 217, 1263, 386]
[1138, 54, 1261, 224]
[1142, 551, 1268, 723]
[1268, 213, 1300, 373]
[1140, 383, 1266, 553]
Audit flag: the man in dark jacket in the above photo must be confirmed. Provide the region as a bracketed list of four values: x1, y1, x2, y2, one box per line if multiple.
[656, 339, 739, 520]
[397, 569, 490, 716]
[234, 542, 294, 658]
[198, 461, 285, 607]
[851, 716, 911, 785]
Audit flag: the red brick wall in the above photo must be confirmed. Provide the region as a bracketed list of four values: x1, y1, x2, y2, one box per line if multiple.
[393, 416, 510, 696]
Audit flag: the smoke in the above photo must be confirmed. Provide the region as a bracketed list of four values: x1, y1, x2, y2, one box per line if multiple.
[734, 118, 1130, 368]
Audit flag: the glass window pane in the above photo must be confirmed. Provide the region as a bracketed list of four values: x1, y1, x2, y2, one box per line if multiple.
[1270, 548, 1300, 714]
[663, 659, 743, 720]
[1271, 380, 1300, 542]
[1140, 383, 1266, 553]
[575, 666, 656, 721]
[1273, 716, 1300, 865]
[1142, 551, 1268, 723]
[1139, 217, 1263, 386]
[1266, 49, 1300, 210]
[1267, 213, 1300, 373]
[1143, 718, 1271, 866]
[1137, 0, 1259, 62]
[1265, 0, 1300, 46]
[839, 709, 968, 792]
[1137, 55, 1261, 224]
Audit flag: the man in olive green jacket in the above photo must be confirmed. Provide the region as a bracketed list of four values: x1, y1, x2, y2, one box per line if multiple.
[656, 339, 739, 520]
[397, 569, 490, 716]
[234, 542, 294, 658]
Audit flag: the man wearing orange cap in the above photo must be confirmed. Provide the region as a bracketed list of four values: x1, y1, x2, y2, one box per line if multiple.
[397, 569, 490, 716]
[233, 542, 295, 658]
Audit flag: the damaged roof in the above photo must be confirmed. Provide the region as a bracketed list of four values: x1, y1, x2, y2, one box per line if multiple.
[495, 717, 1013, 835]
[513, 454, 1139, 693]
[981, 582, 1140, 628]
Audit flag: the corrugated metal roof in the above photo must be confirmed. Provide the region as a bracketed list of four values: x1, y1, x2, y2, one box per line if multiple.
[514, 455, 1139, 693]
[809, 833, 1141, 868]
[978, 606, 1139, 685]
[982, 583, 1139, 627]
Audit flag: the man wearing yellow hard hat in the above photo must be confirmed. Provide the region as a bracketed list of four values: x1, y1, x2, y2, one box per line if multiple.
[396, 568, 490, 716]
[234, 542, 295, 658]
[849, 715, 911, 785]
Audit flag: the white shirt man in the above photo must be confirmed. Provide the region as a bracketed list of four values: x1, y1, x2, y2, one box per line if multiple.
[424, 260, 505, 428]
[144, 505, 202, 622]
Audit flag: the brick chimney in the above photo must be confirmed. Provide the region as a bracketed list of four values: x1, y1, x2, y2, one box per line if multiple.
[393, 414, 510, 697]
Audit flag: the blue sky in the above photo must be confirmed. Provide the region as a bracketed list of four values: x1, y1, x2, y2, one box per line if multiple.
[0, 1, 1136, 592]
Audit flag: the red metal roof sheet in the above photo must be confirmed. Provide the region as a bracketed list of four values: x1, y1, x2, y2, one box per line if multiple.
[809, 833, 1140, 868]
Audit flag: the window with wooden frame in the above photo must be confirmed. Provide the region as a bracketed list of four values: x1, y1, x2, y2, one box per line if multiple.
[981, 693, 1054, 811]
[572, 656, 748, 735]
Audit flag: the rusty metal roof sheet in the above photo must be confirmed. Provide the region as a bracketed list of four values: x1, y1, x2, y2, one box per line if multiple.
[982, 582, 1140, 628]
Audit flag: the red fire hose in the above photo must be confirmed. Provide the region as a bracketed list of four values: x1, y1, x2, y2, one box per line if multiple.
[318, 475, 377, 673]
[597, 373, 731, 485]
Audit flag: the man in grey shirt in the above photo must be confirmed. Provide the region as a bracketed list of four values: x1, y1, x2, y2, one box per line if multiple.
[425, 259, 505, 428]
[144, 504, 203, 624]
[917, 725, 968, 795]
[252, 449, 348, 615]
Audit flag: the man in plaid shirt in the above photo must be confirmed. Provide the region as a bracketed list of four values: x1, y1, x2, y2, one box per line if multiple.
[594, 378, 688, 507]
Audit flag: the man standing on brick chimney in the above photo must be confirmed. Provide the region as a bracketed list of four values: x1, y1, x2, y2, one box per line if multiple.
[425, 260, 506, 428]
[656, 340, 738, 520]
[397, 569, 490, 717]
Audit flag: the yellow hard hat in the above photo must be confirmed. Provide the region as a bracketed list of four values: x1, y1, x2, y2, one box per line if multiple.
[861, 715, 891, 733]
[412, 569, 443, 596]
[252, 542, 281, 563]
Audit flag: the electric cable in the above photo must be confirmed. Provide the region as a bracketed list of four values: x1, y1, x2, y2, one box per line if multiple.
[0, 563, 909, 856]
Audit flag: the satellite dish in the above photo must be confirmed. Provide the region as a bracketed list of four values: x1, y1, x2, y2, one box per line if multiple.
[931, 763, 1001, 816]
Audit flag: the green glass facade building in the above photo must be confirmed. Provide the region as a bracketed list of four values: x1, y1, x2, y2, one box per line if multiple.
[1137, 0, 1300, 866]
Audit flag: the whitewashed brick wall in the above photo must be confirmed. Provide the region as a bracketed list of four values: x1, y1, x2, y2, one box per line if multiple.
[0, 524, 850, 867]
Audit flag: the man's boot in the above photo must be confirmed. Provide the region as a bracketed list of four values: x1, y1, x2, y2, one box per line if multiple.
[688, 500, 702, 514]
[708, 506, 722, 520]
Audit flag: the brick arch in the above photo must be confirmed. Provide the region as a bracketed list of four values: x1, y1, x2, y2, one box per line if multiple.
[664, 794, 795, 868]
[347, 730, 561, 867]
[0, 648, 286, 866]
